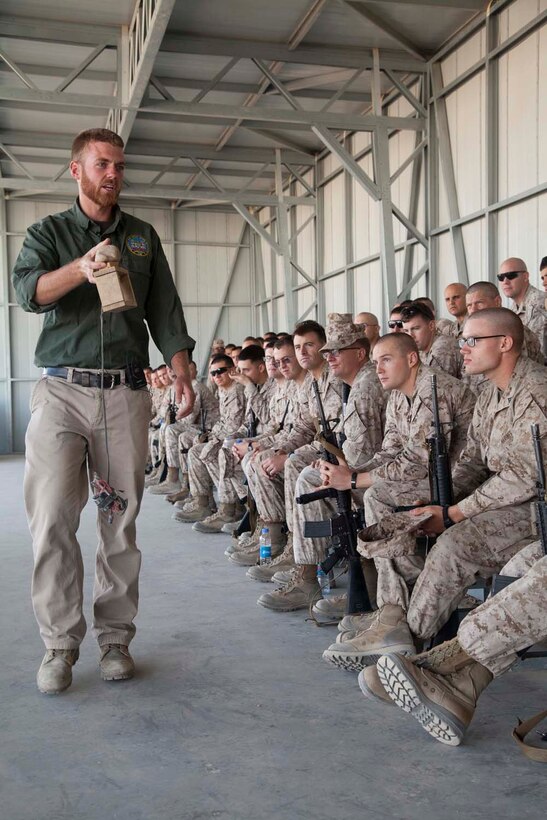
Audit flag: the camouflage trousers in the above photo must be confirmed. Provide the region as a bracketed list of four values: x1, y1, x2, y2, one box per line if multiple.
[187, 440, 244, 504]
[293, 464, 362, 564]
[407, 503, 534, 640]
[364, 479, 431, 609]
[459, 544, 547, 676]
[164, 421, 200, 469]
[284, 443, 322, 535]
[149, 425, 165, 466]
[176, 427, 201, 476]
[243, 449, 286, 523]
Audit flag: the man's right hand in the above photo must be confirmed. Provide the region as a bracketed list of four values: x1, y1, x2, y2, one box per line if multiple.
[76, 238, 112, 284]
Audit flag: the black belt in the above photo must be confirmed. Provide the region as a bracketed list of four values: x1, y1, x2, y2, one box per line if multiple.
[44, 367, 123, 388]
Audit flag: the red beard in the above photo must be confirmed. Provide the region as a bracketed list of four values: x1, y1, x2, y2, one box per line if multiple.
[80, 168, 120, 209]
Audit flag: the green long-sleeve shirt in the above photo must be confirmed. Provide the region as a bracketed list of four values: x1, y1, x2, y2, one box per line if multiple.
[12, 200, 195, 369]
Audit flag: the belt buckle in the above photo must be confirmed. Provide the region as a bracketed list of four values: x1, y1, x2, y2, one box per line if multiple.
[108, 374, 117, 390]
[81, 371, 91, 388]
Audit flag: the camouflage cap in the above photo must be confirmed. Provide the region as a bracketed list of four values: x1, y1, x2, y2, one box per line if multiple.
[319, 312, 367, 351]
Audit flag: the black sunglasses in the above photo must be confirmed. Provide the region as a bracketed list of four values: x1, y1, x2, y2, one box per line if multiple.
[210, 367, 229, 377]
[497, 271, 524, 282]
[388, 320, 404, 329]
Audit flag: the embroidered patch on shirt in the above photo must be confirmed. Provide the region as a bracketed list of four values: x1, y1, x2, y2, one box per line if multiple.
[126, 235, 150, 256]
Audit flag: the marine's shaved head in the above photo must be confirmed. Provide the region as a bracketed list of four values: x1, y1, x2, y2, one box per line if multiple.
[374, 332, 419, 357]
[464, 307, 523, 352]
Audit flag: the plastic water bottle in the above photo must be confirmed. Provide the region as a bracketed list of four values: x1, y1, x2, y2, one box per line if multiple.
[259, 527, 272, 565]
[317, 566, 331, 594]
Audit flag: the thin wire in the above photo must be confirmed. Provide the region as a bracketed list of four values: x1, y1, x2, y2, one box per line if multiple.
[99, 310, 111, 484]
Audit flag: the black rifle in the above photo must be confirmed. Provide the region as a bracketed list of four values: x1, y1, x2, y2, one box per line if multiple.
[296, 380, 373, 615]
[428, 373, 454, 507]
[395, 374, 454, 517]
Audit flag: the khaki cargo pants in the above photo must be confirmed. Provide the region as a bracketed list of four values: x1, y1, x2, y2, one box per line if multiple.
[24, 375, 151, 649]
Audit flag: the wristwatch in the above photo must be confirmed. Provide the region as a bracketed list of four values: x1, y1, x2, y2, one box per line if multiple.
[351, 472, 358, 490]
[442, 505, 453, 529]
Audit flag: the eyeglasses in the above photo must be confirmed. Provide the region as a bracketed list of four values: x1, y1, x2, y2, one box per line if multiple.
[458, 335, 506, 348]
[275, 356, 294, 367]
[497, 271, 524, 282]
[388, 320, 403, 329]
[210, 367, 229, 377]
[322, 347, 361, 359]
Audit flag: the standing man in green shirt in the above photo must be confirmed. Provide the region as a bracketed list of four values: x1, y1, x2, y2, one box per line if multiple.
[12, 128, 196, 695]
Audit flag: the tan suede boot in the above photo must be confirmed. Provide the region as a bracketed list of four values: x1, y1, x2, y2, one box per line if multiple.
[322, 605, 415, 671]
[257, 565, 320, 612]
[377, 642, 493, 746]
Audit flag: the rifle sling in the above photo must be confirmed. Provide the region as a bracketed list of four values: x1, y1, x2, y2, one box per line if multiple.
[512, 709, 547, 762]
[315, 433, 345, 462]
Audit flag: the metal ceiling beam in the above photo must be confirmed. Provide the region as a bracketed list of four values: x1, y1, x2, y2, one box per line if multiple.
[0, 154, 276, 180]
[0, 49, 38, 90]
[349, 0, 483, 7]
[110, 0, 177, 143]
[340, 1, 429, 62]
[0, 16, 118, 46]
[0, 131, 315, 165]
[0, 177, 312, 206]
[241, 127, 316, 156]
[288, 0, 328, 50]
[141, 97, 425, 132]
[160, 34, 428, 73]
[0, 62, 371, 103]
[0, 86, 115, 110]
[55, 42, 111, 93]
[430, 62, 469, 286]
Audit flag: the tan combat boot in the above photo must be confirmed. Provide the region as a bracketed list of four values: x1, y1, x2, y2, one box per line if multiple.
[229, 521, 286, 567]
[147, 466, 181, 495]
[256, 565, 321, 612]
[246, 533, 295, 582]
[37, 648, 79, 695]
[193, 502, 243, 534]
[166, 479, 190, 505]
[99, 644, 135, 681]
[312, 593, 348, 624]
[358, 664, 395, 706]
[377, 642, 493, 746]
[172, 495, 214, 523]
[224, 519, 264, 557]
[322, 605, 415, 671]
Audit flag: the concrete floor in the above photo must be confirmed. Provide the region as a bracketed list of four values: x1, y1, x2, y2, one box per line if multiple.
[1, 454, 546, 820]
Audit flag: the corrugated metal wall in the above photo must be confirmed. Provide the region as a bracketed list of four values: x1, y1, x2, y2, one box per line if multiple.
[0, 201, 253, 452]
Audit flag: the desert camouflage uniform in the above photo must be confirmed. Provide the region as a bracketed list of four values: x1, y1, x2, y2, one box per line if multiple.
[509, 283, 546, 351]
[439, 318, 465, 338]
[361, 366, 476, 608]
[420, 330, 462, 378]
[149, 385, 176, 467]
[187, 382, 246, 502]
[163, 379, 219, 469]
[218, 377, 278, 502]
[244, 365, 343, 526]
[242, 379, 302, 522]
[404, 356, 547, 640]
[459, 543, 546, 676]
[293, 361, 387, 564]
[282, 365, 345, 531]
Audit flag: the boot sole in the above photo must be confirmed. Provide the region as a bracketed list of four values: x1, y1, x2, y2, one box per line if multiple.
[100, 670, 135, 682]
[322, 644, 415, 672]
[257, 598, 311, 612]
[357, 669, 394, 706]
[377, 655, 464, 746]
[37, 681, 72, 695]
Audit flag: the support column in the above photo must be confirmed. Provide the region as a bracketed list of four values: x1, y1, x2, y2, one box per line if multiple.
[485, 10, 499, 281]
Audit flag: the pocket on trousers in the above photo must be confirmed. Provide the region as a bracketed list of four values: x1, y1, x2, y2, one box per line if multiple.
[29, 379, 48, 414]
